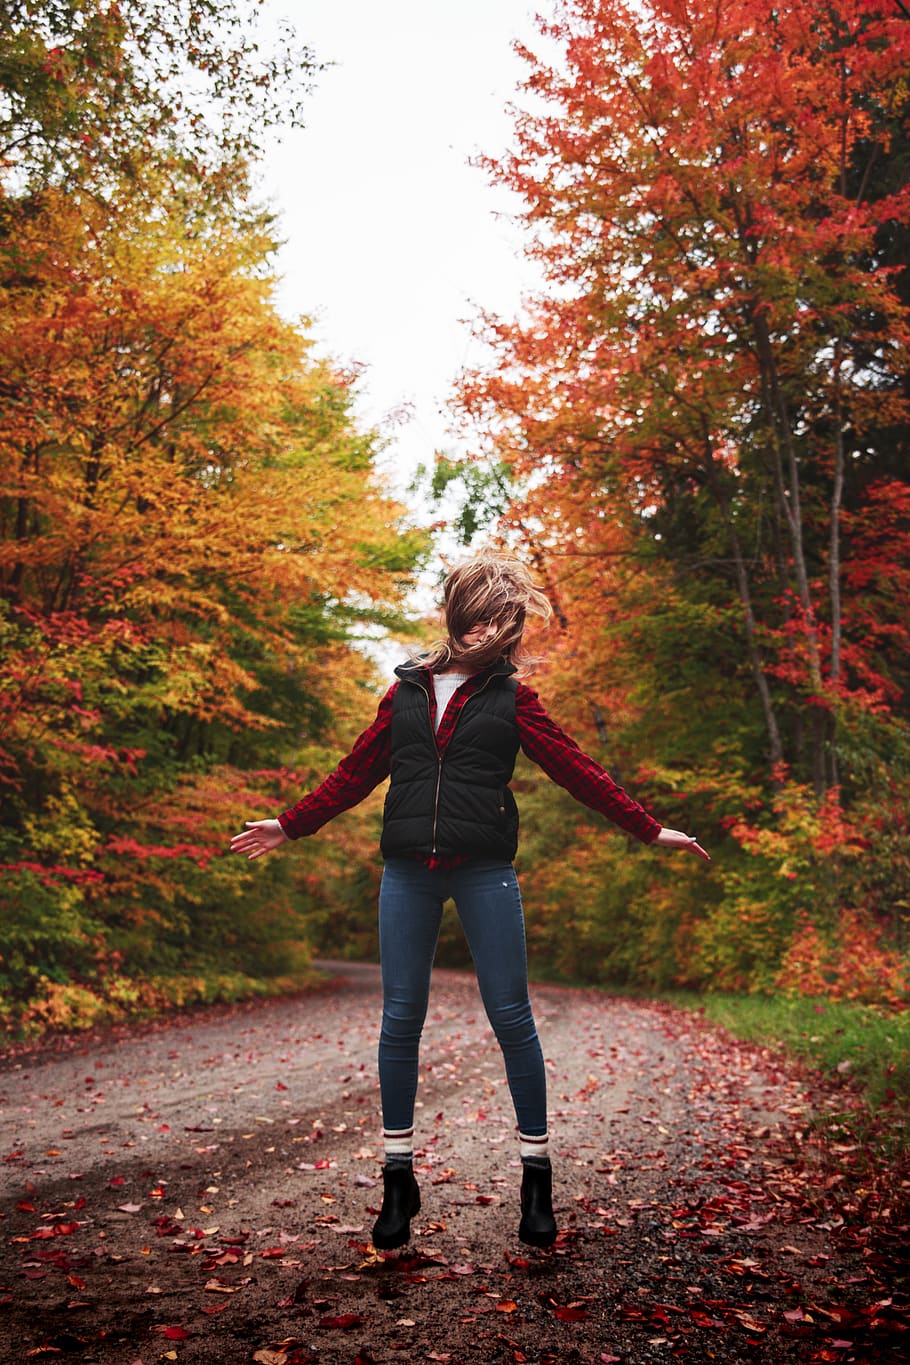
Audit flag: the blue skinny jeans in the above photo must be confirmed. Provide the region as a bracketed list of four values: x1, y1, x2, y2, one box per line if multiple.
[377, 857, 547, 1137]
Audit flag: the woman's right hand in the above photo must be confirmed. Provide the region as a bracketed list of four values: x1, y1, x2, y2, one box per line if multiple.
[229, 818, 290, 860]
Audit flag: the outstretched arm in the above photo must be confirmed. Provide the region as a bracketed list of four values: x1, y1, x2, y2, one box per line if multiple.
[516, 685, 709, 860]
[229, 684, 396, 860]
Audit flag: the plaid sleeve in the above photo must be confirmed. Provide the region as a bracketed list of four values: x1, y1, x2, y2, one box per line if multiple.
[277, 683, 397, 839]
[515, 684, 661, 843]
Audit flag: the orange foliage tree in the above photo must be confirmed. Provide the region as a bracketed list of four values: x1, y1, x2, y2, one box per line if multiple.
[0, 179, 424, 1029]
[0, 7, 425, 1033]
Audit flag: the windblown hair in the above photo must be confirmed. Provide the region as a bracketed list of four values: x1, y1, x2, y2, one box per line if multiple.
[419, 552, 553, 677]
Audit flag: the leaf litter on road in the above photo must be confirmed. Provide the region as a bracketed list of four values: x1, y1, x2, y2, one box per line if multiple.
[1, 968, 907, 1363]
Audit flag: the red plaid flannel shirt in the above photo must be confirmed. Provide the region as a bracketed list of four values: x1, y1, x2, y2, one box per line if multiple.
[277, 670, 661, 863]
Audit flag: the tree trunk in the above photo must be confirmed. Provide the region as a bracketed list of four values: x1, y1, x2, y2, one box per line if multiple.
[3, 446, 36, 603]
[749, 306, 831, 793]
[707, 468, 784, 771]
[750, 306, 824, 691]
[57, 432, 105, 612]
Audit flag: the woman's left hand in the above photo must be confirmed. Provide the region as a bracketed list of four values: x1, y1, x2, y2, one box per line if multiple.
[229, 818, 290, 860]
[653, 827, 710, 862]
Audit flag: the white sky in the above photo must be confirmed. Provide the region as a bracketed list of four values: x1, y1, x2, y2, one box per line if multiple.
[257, 1, 548, 500]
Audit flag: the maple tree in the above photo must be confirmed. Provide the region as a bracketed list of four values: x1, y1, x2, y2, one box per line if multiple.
[450, 0, 910, 995]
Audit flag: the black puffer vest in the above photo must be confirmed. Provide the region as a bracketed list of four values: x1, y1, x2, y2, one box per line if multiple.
[380, 660, 521, 862]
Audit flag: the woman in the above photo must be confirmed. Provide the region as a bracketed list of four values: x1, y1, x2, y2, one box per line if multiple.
[230, 553, 708, 1251]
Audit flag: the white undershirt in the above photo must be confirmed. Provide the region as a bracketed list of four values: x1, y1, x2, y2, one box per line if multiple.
[432, 672, 471, 732]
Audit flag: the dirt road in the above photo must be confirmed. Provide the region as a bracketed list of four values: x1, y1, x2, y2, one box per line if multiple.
[0, 964, 905, 1364]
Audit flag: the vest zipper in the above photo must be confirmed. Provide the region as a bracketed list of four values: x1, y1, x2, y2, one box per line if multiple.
[431, 757, 443, 856]
[410, 676, 444, 855]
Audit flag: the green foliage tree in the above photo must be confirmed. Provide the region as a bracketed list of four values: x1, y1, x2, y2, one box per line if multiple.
[0, 0, 318, 195]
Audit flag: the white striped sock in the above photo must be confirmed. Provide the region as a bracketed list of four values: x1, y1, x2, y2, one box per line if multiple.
[519, 1130, 549, 1159]
[383, 1125, 414, 1157]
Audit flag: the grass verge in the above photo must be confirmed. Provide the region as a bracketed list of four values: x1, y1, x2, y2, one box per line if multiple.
[661, 990, 910, 1115]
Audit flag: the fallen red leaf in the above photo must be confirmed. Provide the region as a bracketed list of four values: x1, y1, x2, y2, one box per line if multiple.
[811, 1304, 856, 1327]
[729, 1311, 768, 1334]
[24, 1333, 88, 1356]
[318, 1314, 365, 1330]
[690, 1309, 725, 1329]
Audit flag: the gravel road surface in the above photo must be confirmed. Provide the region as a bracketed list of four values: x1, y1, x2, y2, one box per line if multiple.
[0, 963, 903, 1364]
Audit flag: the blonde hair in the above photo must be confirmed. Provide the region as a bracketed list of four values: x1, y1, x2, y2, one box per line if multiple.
[419, 552, 553, 676]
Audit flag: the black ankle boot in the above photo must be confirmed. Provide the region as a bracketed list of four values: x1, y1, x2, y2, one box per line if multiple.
[371, 1163, 421, 1250]
[518, 1158, 556, 1248]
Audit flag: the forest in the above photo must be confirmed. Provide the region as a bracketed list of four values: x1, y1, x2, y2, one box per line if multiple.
[1, 0, 908, 1044]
